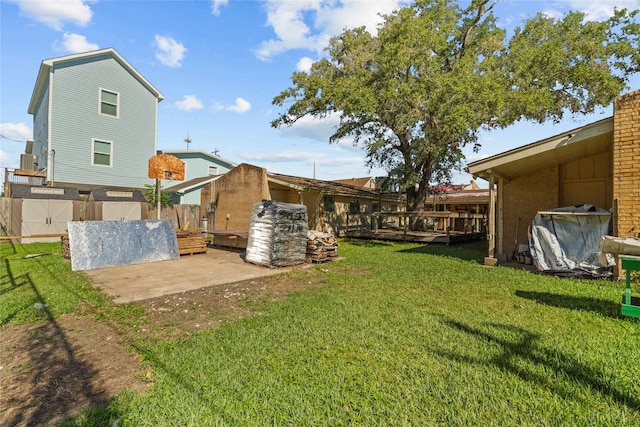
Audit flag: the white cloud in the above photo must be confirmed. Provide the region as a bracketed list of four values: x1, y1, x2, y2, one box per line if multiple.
[154, 35, 187, 68]
[14, 0, 93, 31]
[211, 0, 229, 15]
[55, 32, 99, 53]
[227, 98, 252, 113]
[540, 9, 563, 20]
[566, 0, 639, 21]
[239, 150, 369, 181]
[255, 0, 408, 61]
[0, 123, 31, 169]
[296, 57, 314, 72]
[241, 150, 325, 164]
[278, 113, 340, 142]
[175, 95, 203, 111]
[542, 0, 638, 22]
[0, 122, 32, 142]
[0, 150, 12, 167]
[318, 156, 363, 167]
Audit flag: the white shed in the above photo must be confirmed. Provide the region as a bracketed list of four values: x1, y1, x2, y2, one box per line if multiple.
[10, 184, 81, 243]
[86, 189, 147, 221]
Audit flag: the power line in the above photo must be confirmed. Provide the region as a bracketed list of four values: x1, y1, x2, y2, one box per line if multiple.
[54, 158, 154, 181]
[0, 134, 26, 143]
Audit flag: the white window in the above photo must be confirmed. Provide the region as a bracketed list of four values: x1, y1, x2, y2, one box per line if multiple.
[92, 139, 113, 167]
[208, 165, 219, 176]
[100, 88, 119, 117]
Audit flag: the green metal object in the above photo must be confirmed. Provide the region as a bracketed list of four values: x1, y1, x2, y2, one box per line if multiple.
[620, 255, 640, 318]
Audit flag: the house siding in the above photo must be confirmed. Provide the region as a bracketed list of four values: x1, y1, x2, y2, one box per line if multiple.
[47, 54, 157, 189]
[613, 90, 640, 238]
[32, 82, 50, 172]
[560, 151, 612, 210]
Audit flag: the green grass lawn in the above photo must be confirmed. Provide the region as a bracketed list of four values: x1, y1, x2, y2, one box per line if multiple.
[3, 240, 639, 426]
[0, 242, 111, 326]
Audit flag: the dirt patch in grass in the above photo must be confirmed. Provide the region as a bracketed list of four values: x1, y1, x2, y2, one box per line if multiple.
[0, 270, 328, 426]
[0, 314, 147, 427]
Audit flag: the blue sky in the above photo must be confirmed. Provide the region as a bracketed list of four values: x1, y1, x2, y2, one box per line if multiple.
[1, 0, 639, 189]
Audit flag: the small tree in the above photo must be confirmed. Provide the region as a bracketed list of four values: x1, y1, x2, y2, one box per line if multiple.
[143, 183, 173, 207]
[272, 0, 640, 213]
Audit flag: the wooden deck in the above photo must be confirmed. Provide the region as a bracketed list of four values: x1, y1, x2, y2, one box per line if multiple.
[345, 211, 487, 244]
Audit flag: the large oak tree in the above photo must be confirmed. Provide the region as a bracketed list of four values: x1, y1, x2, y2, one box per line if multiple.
[271, 0, 639, 211]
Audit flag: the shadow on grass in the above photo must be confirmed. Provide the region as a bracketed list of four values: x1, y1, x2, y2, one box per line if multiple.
[1, 258, 113, 426]
[515, 290, 623, 319]
[436, 319, 640, 412]
[397, 240, 487, 264]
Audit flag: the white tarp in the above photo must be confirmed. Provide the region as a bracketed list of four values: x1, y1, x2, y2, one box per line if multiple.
[529, 205, 615, 278]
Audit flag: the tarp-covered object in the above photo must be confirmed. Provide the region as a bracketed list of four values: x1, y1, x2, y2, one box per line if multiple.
[529, 204, 615, 278]
[245, 201, 308, 267]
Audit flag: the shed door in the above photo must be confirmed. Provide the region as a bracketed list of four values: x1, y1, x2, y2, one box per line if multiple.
[120, 202, 141, 220]
[102, 202, 141, 221]
[21, 199, 49, 240]
[22, 199, 72, 243]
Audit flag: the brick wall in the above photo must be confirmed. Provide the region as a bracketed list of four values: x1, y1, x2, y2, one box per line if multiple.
[501, 165, 559, 257]
[211, 164, 269, 230]
[613, 90, 640, 238]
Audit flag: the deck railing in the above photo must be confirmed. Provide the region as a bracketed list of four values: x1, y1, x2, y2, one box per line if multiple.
[3, 168, 45, 196]
[346, 211, 487, 235]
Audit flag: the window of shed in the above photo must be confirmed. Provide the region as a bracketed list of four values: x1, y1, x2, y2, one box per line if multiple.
[93, 140, 112, 166]
[100, 89, 119, 117]
[323, 196, 335, 212]
[349, 200, 360, 214]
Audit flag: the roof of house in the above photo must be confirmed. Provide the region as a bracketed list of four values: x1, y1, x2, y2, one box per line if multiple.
[28, 48, 164, 114]
[88, 188, 146, 202]
[435, 189, 490, 204]
[268, 171, 403, 201]
[163, 175, 222, 194]
[467, 117, 613, 181]
[159, 149, 237, 169]
[332, 177, 374, 188]
[11, 184, 80, 200]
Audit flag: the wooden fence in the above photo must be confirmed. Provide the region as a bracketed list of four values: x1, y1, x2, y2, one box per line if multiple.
[0, 197, 203, 240]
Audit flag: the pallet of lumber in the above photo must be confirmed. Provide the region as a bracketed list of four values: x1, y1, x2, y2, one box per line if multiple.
[306, 230, 339, 263]
[176, 231, 208, 255]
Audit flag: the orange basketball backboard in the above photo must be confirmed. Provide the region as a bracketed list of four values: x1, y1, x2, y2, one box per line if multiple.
[148, 154, 185, 180]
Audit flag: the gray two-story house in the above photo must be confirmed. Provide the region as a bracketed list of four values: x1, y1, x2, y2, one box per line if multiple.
[27, 48, 164, 192]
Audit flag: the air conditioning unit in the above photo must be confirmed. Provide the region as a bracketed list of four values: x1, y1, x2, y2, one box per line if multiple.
[20, 154, 37, 170]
